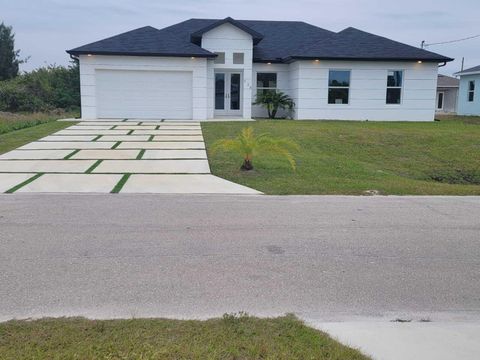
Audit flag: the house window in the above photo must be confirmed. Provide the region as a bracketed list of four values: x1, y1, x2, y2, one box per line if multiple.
[328, 70, 350, 104]
[233, 52, 244, 64]
[214, 52, 225, 64]
[468, 80, 475, 102]
[256, 73, 277, 96]
[386, 70, 403, 104]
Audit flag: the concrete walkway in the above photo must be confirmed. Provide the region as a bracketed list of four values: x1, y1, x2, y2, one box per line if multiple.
[0, 120, 260, 194]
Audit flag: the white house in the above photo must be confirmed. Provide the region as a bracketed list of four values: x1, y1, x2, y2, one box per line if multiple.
[67, 17, 453, 121]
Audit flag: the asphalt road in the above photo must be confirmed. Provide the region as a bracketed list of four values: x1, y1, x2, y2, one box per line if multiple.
[1, 194, 479, 323]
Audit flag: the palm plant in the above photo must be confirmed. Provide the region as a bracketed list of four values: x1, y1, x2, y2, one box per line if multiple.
[253, 90, 295, 119]
[211, 127, 299, 171]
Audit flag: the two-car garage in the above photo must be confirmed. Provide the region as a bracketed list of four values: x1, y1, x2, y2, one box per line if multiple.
[95, 69, 193, 119]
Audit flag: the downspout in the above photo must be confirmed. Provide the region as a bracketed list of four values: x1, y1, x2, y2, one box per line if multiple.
[438, 62, 447, 68]
[69, 54, 81, 119]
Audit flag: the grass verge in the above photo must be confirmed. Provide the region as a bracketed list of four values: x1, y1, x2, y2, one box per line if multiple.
[0, 111, 78, 135]
[0, 120, 76, 155]
[0, 314, 369, 359]
[202, 117, 480, 195]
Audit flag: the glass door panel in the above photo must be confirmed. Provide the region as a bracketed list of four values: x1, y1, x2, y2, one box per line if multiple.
[215, 73, 225, 110]
[230, 73, 241, 110]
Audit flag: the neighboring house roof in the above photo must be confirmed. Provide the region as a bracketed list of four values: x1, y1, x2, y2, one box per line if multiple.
[67, 17, 453, 63]
[454, 65, 480, 76]
[437, 74, 459, 88]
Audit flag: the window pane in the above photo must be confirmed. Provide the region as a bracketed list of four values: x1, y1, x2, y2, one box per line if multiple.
[230, 73, 241, 110]
[257, 73, 277, 88]
[437, 93, 443, 109]
[214, 52, 225, 64]
[328, 70, 350, 87]
[387, 71, 403, 87]
[215, 73, 225, 109]
[469, 81, 475, 91]
[468, 91, 474, 102]
[233, 52, 244, 64]
[328, 88, 349, 104]
[386, 88, 401, 104]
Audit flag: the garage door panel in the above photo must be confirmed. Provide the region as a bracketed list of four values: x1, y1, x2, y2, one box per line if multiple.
[96, 69, 193, 119]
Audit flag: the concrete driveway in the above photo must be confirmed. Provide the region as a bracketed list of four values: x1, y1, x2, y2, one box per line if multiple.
[0, 120, 259, 194]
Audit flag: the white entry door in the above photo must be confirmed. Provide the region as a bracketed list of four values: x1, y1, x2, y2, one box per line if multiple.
[214, 72, 242, 117]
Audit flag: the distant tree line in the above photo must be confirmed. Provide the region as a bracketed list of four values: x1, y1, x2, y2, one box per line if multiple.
[0, 22, 80, 112]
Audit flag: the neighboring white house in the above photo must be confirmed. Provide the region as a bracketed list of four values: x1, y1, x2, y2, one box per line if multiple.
[67, 17, 453, 121]
[436, 74, 459, 114]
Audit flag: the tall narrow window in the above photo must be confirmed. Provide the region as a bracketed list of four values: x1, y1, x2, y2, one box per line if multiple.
[468, 80, 475, 102]
[386, 70, 403, 104]
[256, 73, 277, 97]
[328, 70, 350, 104]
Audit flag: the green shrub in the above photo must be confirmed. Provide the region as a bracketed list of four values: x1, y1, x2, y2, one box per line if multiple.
[0, 62, 80, 112]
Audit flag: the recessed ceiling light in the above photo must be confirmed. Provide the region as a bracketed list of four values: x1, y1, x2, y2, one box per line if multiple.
[417, 60, 422, 64]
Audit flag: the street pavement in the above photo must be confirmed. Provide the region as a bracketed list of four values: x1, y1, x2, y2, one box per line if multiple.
[1, 194, 479, 358]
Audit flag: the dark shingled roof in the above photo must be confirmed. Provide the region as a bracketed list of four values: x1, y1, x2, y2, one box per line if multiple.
[437, 74, 459, 88]
[67, 18, 453, 63]
[454, 65, 480, 75]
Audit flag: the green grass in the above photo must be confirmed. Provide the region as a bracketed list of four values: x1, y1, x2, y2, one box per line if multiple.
[0, 111, 78, 135]
[0, 120, 75, 155]
[0, 315, 368, 360]
[202, 116, 480, 195]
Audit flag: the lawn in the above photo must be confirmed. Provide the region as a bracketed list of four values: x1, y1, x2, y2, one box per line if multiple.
[0, 315, 369, 360]
[0, 112, 77, 154]
[202, 116, 480, 195]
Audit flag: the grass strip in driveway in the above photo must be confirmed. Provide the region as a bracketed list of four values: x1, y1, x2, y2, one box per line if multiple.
[0, 315, 369, 359]
[136, 149, 146, 159]
[5, 173, 43, 193]
[63, 149, 80, 159]
[111, 141, 121, 149]
[111, 173, 131, 193]
[85, 160, 103, 174]
[92, 135, 102, 141]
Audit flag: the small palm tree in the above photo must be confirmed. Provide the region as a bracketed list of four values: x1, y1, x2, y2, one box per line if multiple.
[253, 90, 295, 119]
[211, 127, 299, 171]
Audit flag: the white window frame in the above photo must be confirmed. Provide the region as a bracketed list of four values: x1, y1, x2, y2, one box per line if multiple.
[327, 69, 351, 105]
[256, 72, 278, 96]
[386, 70, 403, 105]
[468, 80, 475, 102]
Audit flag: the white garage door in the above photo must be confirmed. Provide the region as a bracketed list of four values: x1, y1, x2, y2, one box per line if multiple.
[96, 69, 193, 119]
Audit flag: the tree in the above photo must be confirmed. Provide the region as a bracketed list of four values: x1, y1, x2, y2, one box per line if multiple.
[211, 127, 299, 171]
[253, 90, 295, 119]
[0, 22, 24, 81]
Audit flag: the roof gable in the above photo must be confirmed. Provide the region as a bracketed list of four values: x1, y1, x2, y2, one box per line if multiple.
[190, 17, 264, 45]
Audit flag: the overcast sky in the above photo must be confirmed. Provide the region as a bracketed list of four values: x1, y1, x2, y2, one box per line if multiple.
[2, 0, 479, 75]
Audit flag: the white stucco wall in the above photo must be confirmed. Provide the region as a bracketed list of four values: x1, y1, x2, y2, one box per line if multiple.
[201, 23, 253, 119]
[289, 60, 438, 121]
[79, 55, 208, 120]
[251, 63, 291, 118]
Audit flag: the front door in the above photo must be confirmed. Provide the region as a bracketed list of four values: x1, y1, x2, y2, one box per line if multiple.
[215, 72, 242, 117]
